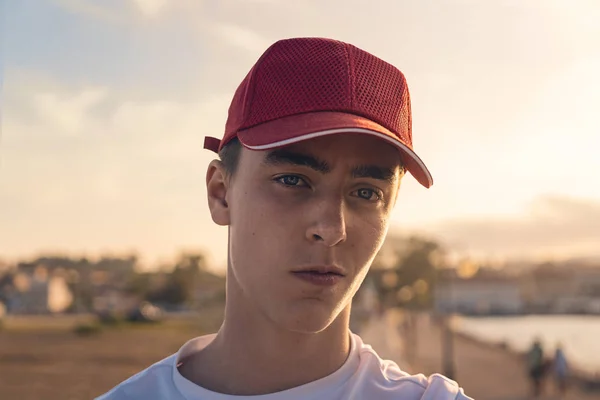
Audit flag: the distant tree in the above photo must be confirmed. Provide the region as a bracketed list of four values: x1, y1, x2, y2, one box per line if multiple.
[146, 253, 208, 307]
[125, 273, 153, 298]
[368, 235, 446, 309]
[397, 237, 444, 308]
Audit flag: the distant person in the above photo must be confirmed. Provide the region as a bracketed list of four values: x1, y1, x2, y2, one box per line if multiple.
[97, 37, 472, 399]
[526, 338, 547, 397]
[552, 342, 569, 397]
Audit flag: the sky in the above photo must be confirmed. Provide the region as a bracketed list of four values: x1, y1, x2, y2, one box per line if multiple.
[1, 0, 599, 270]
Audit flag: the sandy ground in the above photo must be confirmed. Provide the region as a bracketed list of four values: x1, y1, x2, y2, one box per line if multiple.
[0, 311, 223, 399]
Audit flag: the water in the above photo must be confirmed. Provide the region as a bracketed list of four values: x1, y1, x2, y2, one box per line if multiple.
[453, 315, 600, 375]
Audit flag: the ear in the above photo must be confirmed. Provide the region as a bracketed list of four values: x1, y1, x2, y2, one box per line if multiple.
[206, 160, 231, 226]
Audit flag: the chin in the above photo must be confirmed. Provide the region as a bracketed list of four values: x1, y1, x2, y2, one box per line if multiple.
[286, 319, 332, 334]
[275, 304, 345, 334]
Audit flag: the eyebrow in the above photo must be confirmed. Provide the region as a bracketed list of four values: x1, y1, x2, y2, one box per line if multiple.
[263, 149, 399, 184]
[263, 149, 330, 173]
[351, 165, 398, 185]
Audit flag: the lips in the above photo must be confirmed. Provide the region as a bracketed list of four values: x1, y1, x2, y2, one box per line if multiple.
[291, 265, 346, 276]
[291, 265, 346, 287]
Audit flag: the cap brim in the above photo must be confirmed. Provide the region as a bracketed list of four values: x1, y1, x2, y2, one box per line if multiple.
[236, 111, 433, 188]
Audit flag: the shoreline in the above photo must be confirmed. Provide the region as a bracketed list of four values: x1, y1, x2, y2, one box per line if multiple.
[399, 310, 600, 399]
[451, 325, 600, 393]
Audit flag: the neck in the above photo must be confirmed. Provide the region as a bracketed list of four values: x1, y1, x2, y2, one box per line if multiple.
[181, 278, 352, 395]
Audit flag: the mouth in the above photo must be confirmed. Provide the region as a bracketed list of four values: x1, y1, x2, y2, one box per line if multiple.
[291, 265, 346, 276]
[290, 266, 346, 287]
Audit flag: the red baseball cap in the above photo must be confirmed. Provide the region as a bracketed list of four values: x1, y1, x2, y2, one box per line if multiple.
[204, 37, 433, 188]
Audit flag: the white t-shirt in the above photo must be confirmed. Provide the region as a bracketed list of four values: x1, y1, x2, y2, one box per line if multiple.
[96, 333, 472, 400]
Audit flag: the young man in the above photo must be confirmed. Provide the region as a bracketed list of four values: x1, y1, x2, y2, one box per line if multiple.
[98, 37, 472, 399]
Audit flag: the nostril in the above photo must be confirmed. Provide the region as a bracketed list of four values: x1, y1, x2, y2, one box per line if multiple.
[313, 234, 323, 241]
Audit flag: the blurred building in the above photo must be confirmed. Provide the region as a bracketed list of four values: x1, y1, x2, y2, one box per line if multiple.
[92, 287, 139, 316]
[434, 269, 524, 315]
[520, 264, 576, 312]
[521, 263, 600, 314]
[432, 262, 600, 316]
[0, 266, 73, 314]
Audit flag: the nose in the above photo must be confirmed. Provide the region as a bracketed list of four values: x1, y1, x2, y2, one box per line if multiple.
[305, 197, 347, 247]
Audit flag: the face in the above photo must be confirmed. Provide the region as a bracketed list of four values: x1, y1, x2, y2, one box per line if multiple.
[206, 134, 403, 333]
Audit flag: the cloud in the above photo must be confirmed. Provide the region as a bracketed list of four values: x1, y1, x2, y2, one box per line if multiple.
[0, 74, 231, 266]
[433, 195, 600, 260]
[31, 88, 108, 137]
[3, 76, 230, 193]
[52, 0, 174, 22]
[51, 0, 127, 24]
[210, 23, 272, 53]
[131, 0, 168, 18]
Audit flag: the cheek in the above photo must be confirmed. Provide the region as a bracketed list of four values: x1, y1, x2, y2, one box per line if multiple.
[246, 185, 308, 233]
[228, 186, 299, 264]
[228, 212, 277, 293]
[350, 213, 390, 256]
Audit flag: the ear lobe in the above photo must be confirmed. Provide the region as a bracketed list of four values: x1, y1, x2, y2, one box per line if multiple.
[206, 160, 231, 226]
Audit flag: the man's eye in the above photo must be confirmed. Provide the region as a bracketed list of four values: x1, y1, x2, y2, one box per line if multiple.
[276, 175, 305, 186]
[354, 188, 381, 201]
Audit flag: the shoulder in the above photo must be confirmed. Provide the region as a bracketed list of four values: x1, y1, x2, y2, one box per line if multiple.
[419, 374, 473, 400]
[95, 334, 215, 400]
[352, 336, 472, 399]
[95, 354, 182, 400]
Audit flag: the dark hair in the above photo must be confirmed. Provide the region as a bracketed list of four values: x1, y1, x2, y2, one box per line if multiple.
[218, 137, 242, 176]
